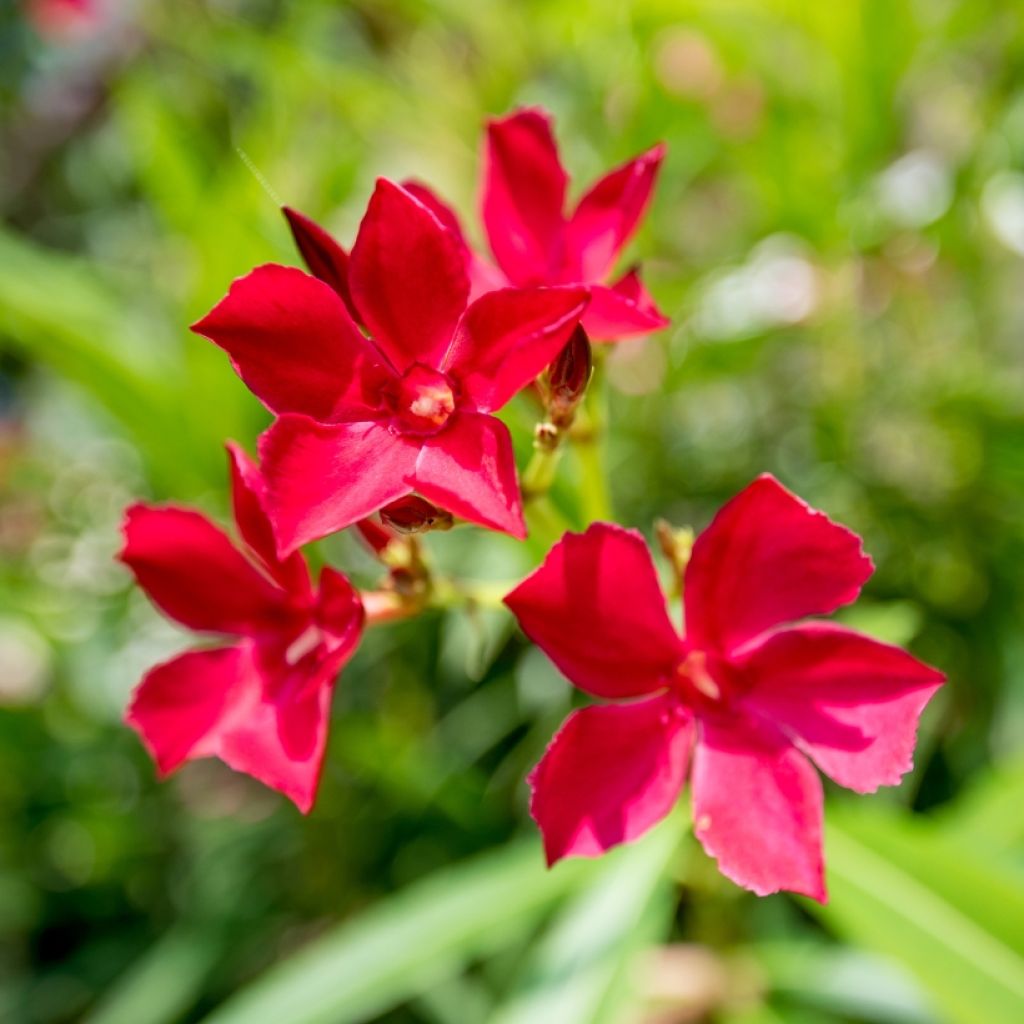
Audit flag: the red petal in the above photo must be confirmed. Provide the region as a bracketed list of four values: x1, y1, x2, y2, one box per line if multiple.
[443, 286, 588, 412]
[126, 640, 350, 813]
[412, 413, 525, 539]
[482, 108, 568, 284]
[192, 264, 392, 420]
[227, 442, 311, 596]
[504, 522, 682, 699]
[400, 179, 470, 246]
[401, 179, 510, 300]
[736, 623, 944, 793]
[216, 647, 337, 814]
[565, 143, 665, 282]
[120, 504, 288, 635]
[692, 714, 826, 901]
[259, 415, 418, 556]
[348, 179, 469, 371]
[582, 272, 670, 341]
[126, 645, 247, 775]
[281, 206, 361, 324]
[685, 475, 873, 657]
[315, 566, 366, 648]
[529, 695, 694, 864]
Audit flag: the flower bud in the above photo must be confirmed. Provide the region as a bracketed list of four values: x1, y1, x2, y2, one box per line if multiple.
[546, 325, 592, 428]
[655, 518, 694, 585]
[282, 207, 359, 321]
[354, 516, 395, 555]
[379, 495, 454, 534]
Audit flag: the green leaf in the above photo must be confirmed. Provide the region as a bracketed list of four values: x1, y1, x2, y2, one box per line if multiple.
[199, 841, 594, 1024]
[754, 941, 937, 1024]
[82, 925, 224, 1024]
[488, 812, 684, 1024]
[812, 808, 1024, 1024]
[936, 755, 1024, 858]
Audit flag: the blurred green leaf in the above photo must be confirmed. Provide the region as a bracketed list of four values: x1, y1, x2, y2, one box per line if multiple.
[82, 924, 225, 1024]
[813, 808, 1024, 1024]
[488, 812, 684, 1024]
[937, 755, 1024, 859]
[200, 840, 595, 1024]
[754, 942, 937, 1024]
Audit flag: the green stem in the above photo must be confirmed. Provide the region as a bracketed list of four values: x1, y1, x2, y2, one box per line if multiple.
[572, 362, 612, 522]
[427, 577, 517, 612]
[521, 443, 563, 500]
[524, 494, 573, 552]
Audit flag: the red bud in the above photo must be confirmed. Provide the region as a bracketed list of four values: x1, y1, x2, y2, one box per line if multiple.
[354, 516, 394, 555]
[547, 325, 592, 427]
[379, 496, 454, 534]
[282, 207, 361, 324]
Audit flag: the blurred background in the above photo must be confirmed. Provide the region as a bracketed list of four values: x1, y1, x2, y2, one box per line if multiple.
[2, 0, 1024, 1021]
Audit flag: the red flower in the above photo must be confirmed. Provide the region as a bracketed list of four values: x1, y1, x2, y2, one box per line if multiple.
[284, 110, 667, 343]
[26, 0, 100, 39]
[504, 475, 944, 901]
[413, 107, 669, 341]
[120, 444, 364, 812]
[195, 180, 588, 554]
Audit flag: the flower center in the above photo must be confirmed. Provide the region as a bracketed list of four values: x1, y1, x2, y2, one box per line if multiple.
[391, 364, 456, 435]
[673, 650, 725, 710]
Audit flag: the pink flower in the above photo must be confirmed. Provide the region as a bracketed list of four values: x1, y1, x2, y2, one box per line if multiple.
[195, 179, 588, 554]
[26, 0, 100, 39]
[504, 475, 944, 901]
[120, 444, 364, 812]
[411, 107, 670, 342]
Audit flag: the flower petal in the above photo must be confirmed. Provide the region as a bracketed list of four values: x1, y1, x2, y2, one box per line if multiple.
[529, 695, 694, 864]
[412, 413, 525, 539]
[504, 522, 682, 699]
[399, 179, 470, 245]
[314, 567, 366, 650]
[226, 442, 311, 595]
[582, 270, 670, 341]
[216, 647, 337, 814]
[125, 645, 247, 776]
[443, 286, 588, 412]
[684, 475, 873, 657]
[120, 504, 288, 635]
[282, 206, 361, 324]
[483, 108, 567, 284]
[192, 264, 392, 420]
[400, 179, 509, 299]
[736, 623, 944, 793]
[565, 143, 665, 282]
[692, 714, 826, 901]
[260, 415, 419, 557]
[127, 640, 350, 813]
[348, 179, 469, 371]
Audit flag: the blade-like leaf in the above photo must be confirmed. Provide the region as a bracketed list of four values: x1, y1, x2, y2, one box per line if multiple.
[200, 840, 594, 1024]
[488, 812, 684, 1024]
[812, 809, 1024, 1024]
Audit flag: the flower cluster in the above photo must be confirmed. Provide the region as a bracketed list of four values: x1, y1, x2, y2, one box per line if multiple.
[122, 108, 943, 901]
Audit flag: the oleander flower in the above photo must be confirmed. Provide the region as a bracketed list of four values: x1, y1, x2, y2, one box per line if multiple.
[195, 179, 587, 553]
[413, 107, 669, 341]
[120, 444, 364, 812]
[26, 0, 100, 39]
[504, 475, 944, 901]
[283, 109, 668, 343]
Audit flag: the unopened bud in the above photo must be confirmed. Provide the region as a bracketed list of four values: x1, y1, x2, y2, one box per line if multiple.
[656, 519, 695, 581]
[380, 495, 454, 534]
[282, 206, 360, 323]
[533, 421, 560, 453]
[355, 516, 395, 556]
[547, 325, 592, 428]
